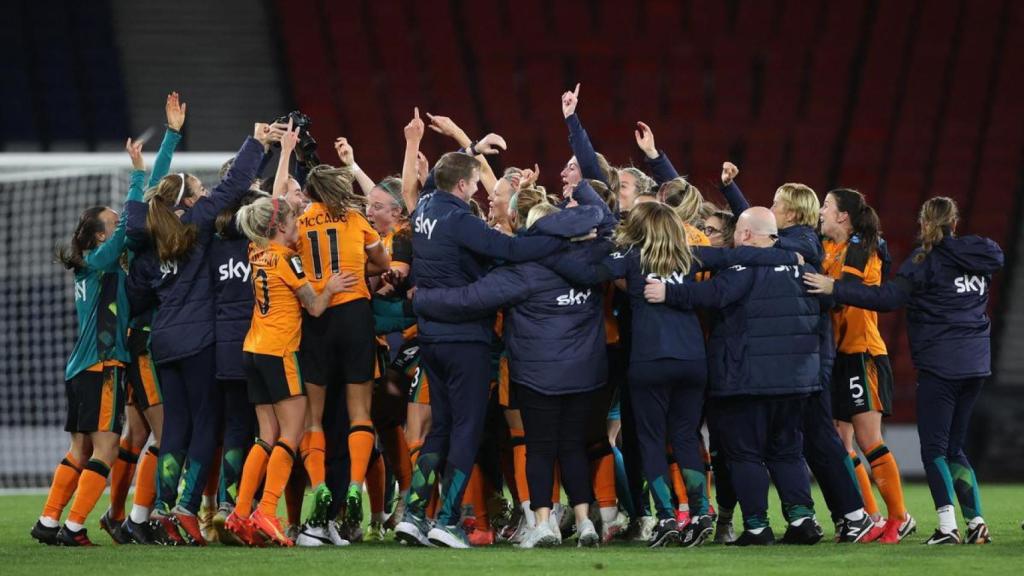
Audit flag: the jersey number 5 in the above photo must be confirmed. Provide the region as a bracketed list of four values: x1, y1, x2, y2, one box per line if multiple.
[254, 269, 270, 314]
[306, 229, 340, 280]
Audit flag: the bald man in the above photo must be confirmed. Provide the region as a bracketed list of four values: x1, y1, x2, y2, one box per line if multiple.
[644, 207, 824, 545]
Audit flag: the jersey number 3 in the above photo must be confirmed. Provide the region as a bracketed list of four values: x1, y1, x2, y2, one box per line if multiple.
[306, 229, 340, 280]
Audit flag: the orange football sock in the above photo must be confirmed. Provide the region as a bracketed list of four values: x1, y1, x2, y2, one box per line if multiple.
[387, 427, 413, 491]
[552, 467, 561, 504]
[850, 451, 879, 517]
[108, 439, 140, 521]
[258, 440, 296, 517]
[426, 485, 440, 519]
[865, 442, 907, 521]
[235, 440, 272, 517]
[300, 430, 326, 487]
[593, 453, 617, 508]
[509, 428, 530, 503]
[408, 439, 424, 469]
[204, 446, 221, 500]
[466, 465, 489, 526]
[68, 460, 110, 525]
[42, 452, 81, 521]
[367, 453, 386, 515]
[669, 462, 689, 509]
[133, 445, 159, 508]
[348, 420, 375, 485]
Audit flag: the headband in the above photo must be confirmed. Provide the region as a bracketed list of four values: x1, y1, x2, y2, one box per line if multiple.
[266, 197, 280, 236]
[174, 173, 187, 205]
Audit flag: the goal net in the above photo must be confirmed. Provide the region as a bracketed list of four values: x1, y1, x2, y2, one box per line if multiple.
[0, 152, 231, 487]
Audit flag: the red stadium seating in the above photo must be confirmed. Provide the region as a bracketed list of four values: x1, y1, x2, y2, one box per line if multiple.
[273, 0, 1024, 421]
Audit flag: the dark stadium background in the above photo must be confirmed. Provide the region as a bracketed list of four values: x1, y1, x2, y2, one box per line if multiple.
[1, 0, 1022, 481]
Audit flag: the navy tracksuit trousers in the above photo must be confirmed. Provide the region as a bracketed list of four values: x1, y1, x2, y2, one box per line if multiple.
[407, 341, 492, 526]
[712, 394, 815, 530]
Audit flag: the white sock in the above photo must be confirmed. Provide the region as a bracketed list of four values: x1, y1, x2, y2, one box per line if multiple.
[844, 509, 866, 522]
[937, 505, 958, 534]
[677, 503, 690, 513]
[790, 516, 808, 527]
[521, 501, 536, 528]
[39, 516, 59, 528]
[748, 526, 765, 535]
[600, 506, 618, 524]
[130, 505, 150, 524]
[968, 516, 985, 530]
[64, 520, 84, 532]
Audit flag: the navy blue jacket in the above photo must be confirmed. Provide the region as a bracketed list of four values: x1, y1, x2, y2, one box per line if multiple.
[126, 137, 264, 363]
[833, 234, 1003, 380]
[209, 232, 253, 381]
[645, 150, 681, 186]
[776, 224, 836, 387]
[666, 261, 822, 397]
[411, 189, 580, 344]
[565, 113, 609, 189]
[413, 207, 607, 396]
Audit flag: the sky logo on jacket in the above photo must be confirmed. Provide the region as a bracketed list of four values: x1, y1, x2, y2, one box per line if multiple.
[218, 258, 251, 283]
[74, 279, 87, 302]
[646, 271, 688, 285]
[954, 274, 986, 295]
[556, 288, 592, 306]
[414, 212, 437, 240]
[159, 260, 178, 280]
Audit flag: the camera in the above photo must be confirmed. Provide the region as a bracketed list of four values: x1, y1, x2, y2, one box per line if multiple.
[274, 110, 320, 167]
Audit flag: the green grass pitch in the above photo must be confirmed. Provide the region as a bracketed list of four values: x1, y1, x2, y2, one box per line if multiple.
[1, 484, 1021, 575]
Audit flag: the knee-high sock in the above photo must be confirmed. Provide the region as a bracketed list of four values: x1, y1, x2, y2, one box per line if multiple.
[108, 439, 140, 521]
[552, 466, 561, 505]
[462, 464, 489, 527]
[235, 440, 272, 517]
[42, 452, 82, 522]
[509, 428, 530, 503]
[669, 461, 689, 510]
[348, 420, 375, 486]
[367, 451, 386, 516]
[591, 452, 617, 509]
[218, 446, 246, 506]
[133, 445, 159, 509]
[284, 462, 306, 527]
[258, 440, 297, 517]
[612, 446, 635, 517]
[865, 442, 906, 521]
[203, 446, 222, 501]
[67, 459, 111, 526]
[388, 427, 412, 492]
[850, 451, 879, 517]
[948, 461, 982, 521]
[300, 430, 326, 487]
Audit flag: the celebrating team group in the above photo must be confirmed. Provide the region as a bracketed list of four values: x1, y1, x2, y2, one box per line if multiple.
[32, 84, 1004, 550]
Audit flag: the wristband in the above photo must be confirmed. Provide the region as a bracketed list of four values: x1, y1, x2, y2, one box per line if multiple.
[467, 140, 480, 155]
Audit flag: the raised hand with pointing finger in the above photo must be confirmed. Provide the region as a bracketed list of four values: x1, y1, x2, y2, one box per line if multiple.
[562, 82, 581, 118]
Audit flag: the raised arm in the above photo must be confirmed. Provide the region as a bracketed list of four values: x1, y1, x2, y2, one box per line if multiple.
[426, 112, 503, 195]
[414, 265, 532, 322]
[148, 92, 186, 187]
[563, 84, 608, 187]
[635, 121, 680, 185]
[274, 120, 299, 198]
[719, 162, 750, 215]
[335, 137, 375, 196]
[186, 123, 275, 229]
[88, 140, 147, 271]
[571, 180, 617, 235]
[401, 107, 426, 214]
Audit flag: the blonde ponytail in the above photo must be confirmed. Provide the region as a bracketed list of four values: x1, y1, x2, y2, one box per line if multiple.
[237, 196, 295, 248]
[914, 197, 958, 263]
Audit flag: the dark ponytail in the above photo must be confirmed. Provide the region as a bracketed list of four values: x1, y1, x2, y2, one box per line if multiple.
[56, 206, 108, 271]
[829, 188, 881, 253]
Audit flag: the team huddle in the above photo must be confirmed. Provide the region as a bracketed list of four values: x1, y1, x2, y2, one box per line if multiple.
[32, 85, 1003, 549]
